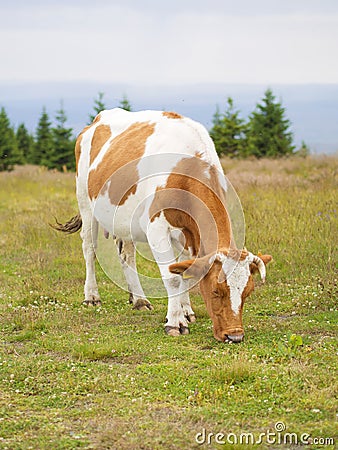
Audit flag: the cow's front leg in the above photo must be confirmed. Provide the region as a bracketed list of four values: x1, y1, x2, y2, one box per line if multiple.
[165, 278, 190, 336]
[180, 282, 196, 324]
[146, 215, 189, 336]
[175, 250, 196, 323]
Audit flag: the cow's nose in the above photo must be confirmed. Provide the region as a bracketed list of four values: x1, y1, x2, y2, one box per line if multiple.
[226, 333, 244, 343]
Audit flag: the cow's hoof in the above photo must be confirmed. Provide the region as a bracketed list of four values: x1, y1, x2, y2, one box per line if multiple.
[179, 325, 190, 335]
[83, 298, 101, 307]
[165, 326, 181, 337]
[132, 298, 154, 311]
[165, 325, 189, 336]
[186, 313, 196, 323]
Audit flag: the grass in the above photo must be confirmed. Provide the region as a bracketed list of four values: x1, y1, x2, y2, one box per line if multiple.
[0, 158, 337, 449]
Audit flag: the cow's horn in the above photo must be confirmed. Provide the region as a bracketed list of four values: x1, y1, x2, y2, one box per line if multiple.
[248, 253, 266, 283]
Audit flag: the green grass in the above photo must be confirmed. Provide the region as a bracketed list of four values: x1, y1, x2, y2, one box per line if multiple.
[0, 159, 337, 449]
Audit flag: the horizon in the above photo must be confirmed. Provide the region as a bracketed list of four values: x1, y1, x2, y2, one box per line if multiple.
[1, 81, 338, 155]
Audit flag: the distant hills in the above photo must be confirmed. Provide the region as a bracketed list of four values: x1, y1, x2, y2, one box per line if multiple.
[1, 81, 337, 154]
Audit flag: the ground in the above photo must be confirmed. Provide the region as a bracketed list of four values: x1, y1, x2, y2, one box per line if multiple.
[0, 157, 337, 449]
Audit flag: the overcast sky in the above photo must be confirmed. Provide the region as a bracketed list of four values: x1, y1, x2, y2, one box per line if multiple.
[1, 0, 338, 86]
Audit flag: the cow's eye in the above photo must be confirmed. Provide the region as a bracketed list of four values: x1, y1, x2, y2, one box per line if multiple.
[212, 289, 220, 297]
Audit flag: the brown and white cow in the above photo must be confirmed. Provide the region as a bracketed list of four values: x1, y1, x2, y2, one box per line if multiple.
[54, 108, 271, 343]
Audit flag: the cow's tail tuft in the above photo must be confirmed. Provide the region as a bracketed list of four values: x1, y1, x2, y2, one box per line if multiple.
[50, 214, 82, 234]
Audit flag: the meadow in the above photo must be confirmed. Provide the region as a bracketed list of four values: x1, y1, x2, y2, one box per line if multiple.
[0, 156, 337, 449]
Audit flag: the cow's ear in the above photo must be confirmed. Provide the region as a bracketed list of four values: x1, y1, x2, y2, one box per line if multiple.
[250, 254, 272, 274]
[169, 258, 206, 279]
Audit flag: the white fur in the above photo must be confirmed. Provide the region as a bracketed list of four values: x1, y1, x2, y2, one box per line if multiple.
[225, 260, 250, 315]
[211, 253, 251, 316]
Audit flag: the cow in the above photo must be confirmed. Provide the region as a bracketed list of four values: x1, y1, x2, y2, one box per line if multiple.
[53, 108, 272, 343]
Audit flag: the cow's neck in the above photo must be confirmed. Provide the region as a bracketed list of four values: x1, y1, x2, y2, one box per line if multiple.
[189, 203, 232, 257]
[176, 182, 233, 257]
[157, 156, 234, 257]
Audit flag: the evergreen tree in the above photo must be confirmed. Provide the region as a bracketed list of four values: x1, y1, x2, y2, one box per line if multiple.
[52, 102, 75, 171]
[118, 94, 132, 111]
[89, 92, 106, 122]
[33, 107, 54, 167]
[211, 104, 222, 127]
[245, 89, 295, 158]
[295, 140, 310, 158]
[209, 104, 223, 155]
[16, 123, 33, 163]
[0, 107, 23, 171]
[209, 97, 247, 158]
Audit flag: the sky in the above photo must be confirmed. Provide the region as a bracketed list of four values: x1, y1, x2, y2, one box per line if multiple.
[1, 0, 338, 153]
[1, 0, 338, 86]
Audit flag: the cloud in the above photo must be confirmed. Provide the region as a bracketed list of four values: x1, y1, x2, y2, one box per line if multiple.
[0, 1, 338, 84]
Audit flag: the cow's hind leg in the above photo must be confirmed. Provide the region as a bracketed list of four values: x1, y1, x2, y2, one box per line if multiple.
[80, 212, 101, 306]
[115, 238, 153, 311]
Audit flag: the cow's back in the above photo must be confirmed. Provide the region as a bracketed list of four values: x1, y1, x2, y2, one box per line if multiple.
[75, 108, 223, 239]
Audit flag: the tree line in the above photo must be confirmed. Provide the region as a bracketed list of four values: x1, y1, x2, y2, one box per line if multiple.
[0, 89, 307, 172]
[210, 89, 308, 159]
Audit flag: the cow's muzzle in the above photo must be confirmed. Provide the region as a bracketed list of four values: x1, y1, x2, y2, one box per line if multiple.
[225, 333, 244, 343]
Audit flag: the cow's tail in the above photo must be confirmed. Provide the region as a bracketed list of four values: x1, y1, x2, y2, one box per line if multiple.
[50, 213, 82, 234]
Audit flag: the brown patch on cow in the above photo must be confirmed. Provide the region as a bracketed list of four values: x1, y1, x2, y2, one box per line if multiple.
[182, 228, 198, 256]
[149, 156, 231, 255]
[194, 151, 204, 159]
[75, 135, 82, 176]
[162, 111, 183, 119]
[92, 113, 102, 124]
[75, 116, 111, 174]
[88, 122, 155, 205]
[89, 125, 112, 166]
[75, 124, 93, 176]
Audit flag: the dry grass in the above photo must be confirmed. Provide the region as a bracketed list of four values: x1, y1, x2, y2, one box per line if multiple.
[222, 154, 338, 190]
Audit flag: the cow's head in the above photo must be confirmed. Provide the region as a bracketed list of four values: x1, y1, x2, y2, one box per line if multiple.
[169, 249, 272, 343]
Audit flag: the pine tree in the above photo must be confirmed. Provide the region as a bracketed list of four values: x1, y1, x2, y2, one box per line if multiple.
[51, 103, 75, 171]
[209, 97, 247, 158]
[209, 104, 223, 155]
[0, 107, 23, 171]
[118, 94, 132, 111]
[211, 105, 222, 127]
[295, 140, 310, 158]
[89, 92, 106, 123]
[16, 123, 33, 164]
[33, 107, 54, 167]
[245, 89, 295, 158]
